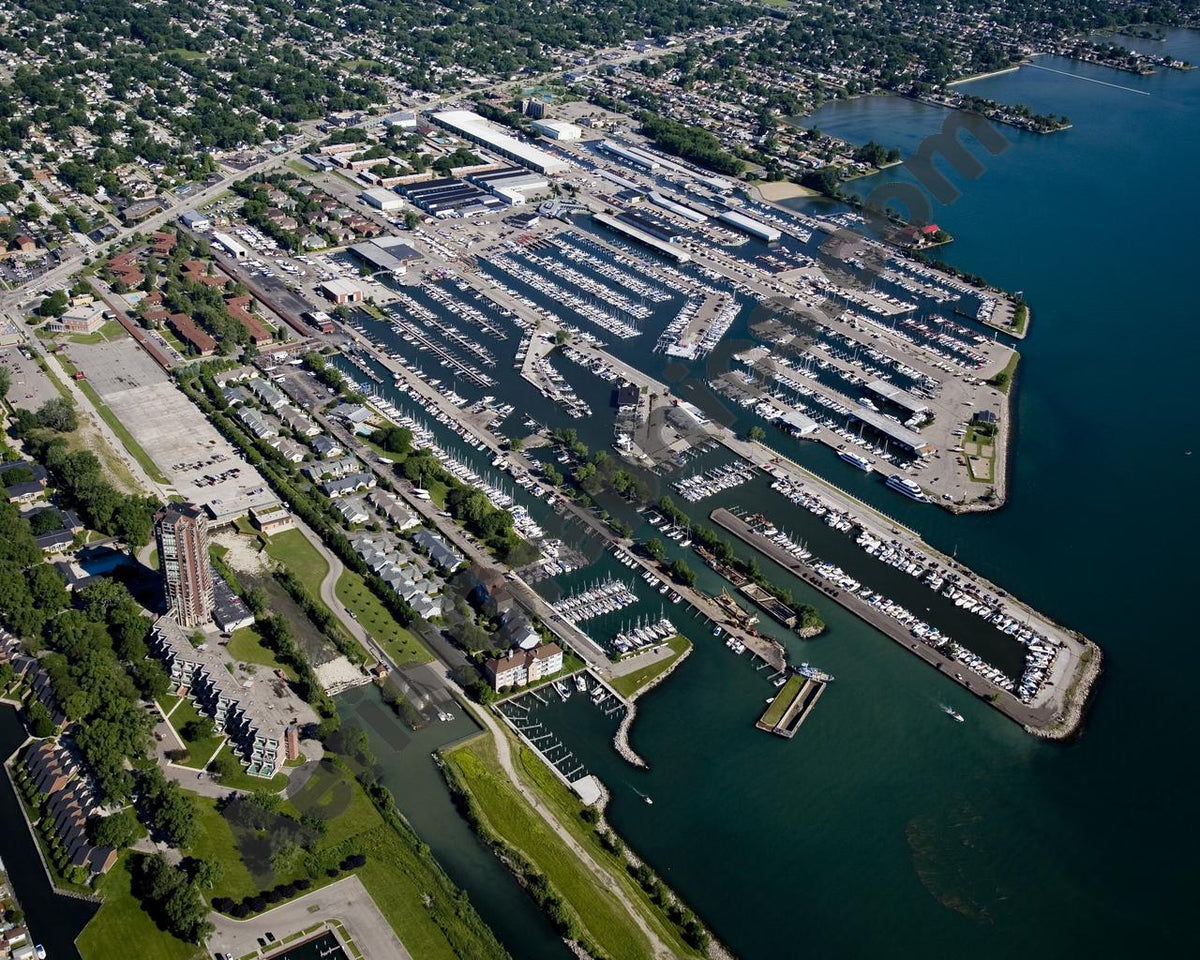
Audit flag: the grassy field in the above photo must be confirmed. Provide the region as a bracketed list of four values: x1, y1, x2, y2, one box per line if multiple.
[264, 528, 329, 597]
[759, 674, 804, 728]
[76, 854, 205, 960]
[189, 797, 261, 900]
[227, 625, 294, 678]
[164, 697, 225, 769]
[609, 635, 691, 700]
[990, 351, 1020, 393]
[67, 320, 126, 345]
[446, 736, 661, 960]
[335, 568, 431, 665]
[191, 757, 505, 960]
[508, 742, 706, 958]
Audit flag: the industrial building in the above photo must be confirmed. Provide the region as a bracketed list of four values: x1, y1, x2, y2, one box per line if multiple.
[155, 502, 215, 628]
[358, 187, 405, 212]
[212, 230, 249, 260]
[398, 176, 504, 217]
[618, 207, 687, 243]
[350, 239, 418, 275]
[593, 211, 691, 264]
[718, 210, 782, 243]
[599, 139, 659, 172]
[430, 110, 569, 175]
[532, 119, 583, 141]
[647, 191, 708, 223]
[468, 166, 549, 204]
[319, 278, 365, 303]
[180, 209, 211, 232]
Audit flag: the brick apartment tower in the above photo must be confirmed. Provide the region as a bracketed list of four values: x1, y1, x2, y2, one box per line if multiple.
[155, 503, 215, 627]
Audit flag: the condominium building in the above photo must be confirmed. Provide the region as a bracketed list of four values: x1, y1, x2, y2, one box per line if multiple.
[150, 618, 284, 778]
[155, 503, 215, 627]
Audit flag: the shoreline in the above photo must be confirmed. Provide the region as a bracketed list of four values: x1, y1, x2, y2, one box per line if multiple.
[748, 180, 819, 202]
[948, 63, 1026, 86]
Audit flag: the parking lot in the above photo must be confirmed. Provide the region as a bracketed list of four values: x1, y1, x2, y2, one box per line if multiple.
[66, 338, 280, 522]
[0, 342, 63, 410]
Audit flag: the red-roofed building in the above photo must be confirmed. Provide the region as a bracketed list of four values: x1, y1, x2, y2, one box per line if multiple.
[225, 296, 274, 345]
[166, 313, 217, 356]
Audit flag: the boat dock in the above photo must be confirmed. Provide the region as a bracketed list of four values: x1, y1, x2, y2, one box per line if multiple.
[711, 506, 1055, 729]
[755, 673, 826, 738]
[738, 581, 799, 629]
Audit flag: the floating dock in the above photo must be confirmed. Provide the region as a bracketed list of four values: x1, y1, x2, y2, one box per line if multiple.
[756, 673, 825, 738]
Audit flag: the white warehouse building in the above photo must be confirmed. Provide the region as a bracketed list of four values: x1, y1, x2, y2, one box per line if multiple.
[430, 110, 569, 176]
[359, 187, 405, 212]
[532, 119, 583, 141]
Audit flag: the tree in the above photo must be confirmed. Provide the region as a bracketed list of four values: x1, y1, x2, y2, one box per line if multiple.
[404, 210, 420, 230]
[644, 538, 665, 561]
[89, 808, 139, 848]
[0, 366, 9, 400]
[39, 289, 68, 318]
[747, 425, 766, 442]
[25, 700, 56, 738]
[35, 397, 78, 432]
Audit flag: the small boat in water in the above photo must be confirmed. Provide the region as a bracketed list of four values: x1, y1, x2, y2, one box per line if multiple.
[941, 704, 965, 722]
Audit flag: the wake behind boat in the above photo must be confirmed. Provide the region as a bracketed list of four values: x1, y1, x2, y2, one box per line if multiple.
[941, 704, 965, 722]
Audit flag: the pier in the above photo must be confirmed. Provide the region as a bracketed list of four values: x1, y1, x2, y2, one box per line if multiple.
[710, 507, 1090, 733]
[755, 673, 826, 738]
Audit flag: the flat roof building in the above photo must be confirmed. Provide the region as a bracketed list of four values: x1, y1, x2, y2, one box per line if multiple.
[431, 110, 569, 175]
[532, 119, 583, 141]
[718, 210, 781, 243]
[212, 230, 249, 261]
[320, 278, 364, 303]
[359, 187, 405, 212]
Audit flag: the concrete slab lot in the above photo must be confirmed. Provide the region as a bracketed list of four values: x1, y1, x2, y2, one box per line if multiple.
[69, 339, 279, 522]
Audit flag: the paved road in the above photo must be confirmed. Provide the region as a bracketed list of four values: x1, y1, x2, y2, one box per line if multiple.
[207, 875, 411, 960]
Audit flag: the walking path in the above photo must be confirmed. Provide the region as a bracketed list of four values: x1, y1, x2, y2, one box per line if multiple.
[465, 691, 675, 959]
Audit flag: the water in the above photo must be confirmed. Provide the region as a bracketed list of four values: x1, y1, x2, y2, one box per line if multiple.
[335, 685, 573, 960]
[0, 708, 97, 960]
[496, 36, 1200, 957]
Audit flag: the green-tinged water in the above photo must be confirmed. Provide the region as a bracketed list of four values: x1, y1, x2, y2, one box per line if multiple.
[4, 36, 1198, 960]
[331, 42, 1199, 955]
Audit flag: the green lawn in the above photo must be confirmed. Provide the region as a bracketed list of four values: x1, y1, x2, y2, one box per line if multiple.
[445, 737, 658, 960]
[189, 757, 506, 960]
[609, 635, 691, 700]
[759, 674, 804, 728]
[335, 568, 432, 665]
[989, 351, 1020, 393]
[205, 743, 290, 793]
[264, 528, 329, 597]
[227, 625, 294, 678]
[189, 798, 261, 901]
[510, 742, 706, 956]
[68, 320, 126, 345]
[165, 697, 225, 769]
[76, 854, 204, 960]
